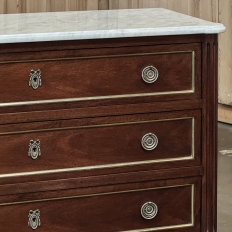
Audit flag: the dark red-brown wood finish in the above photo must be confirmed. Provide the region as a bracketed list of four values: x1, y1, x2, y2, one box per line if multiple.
[0, 110, 201, 176]
[0, 177, 201, 232]
[201, 34, 218, 232]
[0, 34, 218, 232]
[0, 44, 200, 104]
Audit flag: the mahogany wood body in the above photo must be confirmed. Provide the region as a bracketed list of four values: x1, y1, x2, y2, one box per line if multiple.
[0, 34, 218, 232]
[0, 44, 200, 104]
[0, 110, 201, 176]
[0, 177, 201, 232]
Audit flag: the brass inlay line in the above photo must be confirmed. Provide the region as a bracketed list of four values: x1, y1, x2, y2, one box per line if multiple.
[0, 117, 195, 178]
[0, 184, 194, 231]
[0, 156, 194, 178]
[0, 183, 193, 204]
[0, 90, 194, 107]
[0, 50, 195, 107]
[192, 51, 195, 92]
[191, 184, 195, 226]
[0, 116, 194, 135]
[192, 118, 195, 161]
[0, 50, 194, 64]
[120, 223, 193, 232]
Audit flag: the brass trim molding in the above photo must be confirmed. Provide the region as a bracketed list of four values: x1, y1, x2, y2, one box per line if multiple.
[0, 116, 194, 135]
[121, 223, 193, 232]
[0, 184, 194, 231]
[0, 117, 195, 178]
[192, 51, 195, 92]
[0, 50, 195, 107]
[0, 90, 194, 107]
[0, 50, 195, 64]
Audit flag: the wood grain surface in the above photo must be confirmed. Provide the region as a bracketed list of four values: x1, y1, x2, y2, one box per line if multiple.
[0, 0, 218, 22]
[201, 34, 218, 232]
[0, 177, 201, 232]
[3, 0, 230, 116]
[0, 110, 201, 176]
[0, 43, 201, 105]
[218, 0, 232, 105]
[0, 29, 218, 232]
[218, 104, 232, 123]
[0, 0, 100, 13]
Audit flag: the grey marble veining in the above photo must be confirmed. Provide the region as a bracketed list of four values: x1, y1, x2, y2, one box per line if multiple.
[0, 8, 225, 44]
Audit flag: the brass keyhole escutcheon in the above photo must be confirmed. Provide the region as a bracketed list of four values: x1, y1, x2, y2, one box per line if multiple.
[29, 70, 42, 90]
[28, 140, 41, 160]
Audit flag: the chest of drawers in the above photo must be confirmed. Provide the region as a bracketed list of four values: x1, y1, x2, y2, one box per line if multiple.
[0, 8, 225, 232]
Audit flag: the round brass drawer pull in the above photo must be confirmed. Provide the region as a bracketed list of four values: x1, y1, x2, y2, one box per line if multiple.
[141, 133, 158, 151]
[141, 202, 158, 220]
[142, 66, 159, 83]
[28, 140, 41, 160]
[29, 69, 42, 90]
[28, 209, 41, 230]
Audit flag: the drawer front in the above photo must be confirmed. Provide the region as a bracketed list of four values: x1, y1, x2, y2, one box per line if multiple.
[0, 110, 201, 177]
[0, 44, 201, 106]
[0, 177, 201, 232]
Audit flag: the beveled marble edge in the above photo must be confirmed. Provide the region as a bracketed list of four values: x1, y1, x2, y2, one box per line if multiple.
[0, 8, 226, 44]
[0, 26, 226, 44]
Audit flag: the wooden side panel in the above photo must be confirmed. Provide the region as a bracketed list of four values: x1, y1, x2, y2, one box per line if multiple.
[0, 0, 101, 13]
[201, 34, 218, 232]
[0, 0, 218, 20]
[98, 0, 108, 10]
[218, 0, 232, 105]
[199, 0, 218, 22]
[0, 0, 19, 13]
[22, 0, 48, 13]
[0, 0, 6, 14]
[108, 0, 218, 21]
[109, 0, 139, 9]
[218, 104, 232, 123]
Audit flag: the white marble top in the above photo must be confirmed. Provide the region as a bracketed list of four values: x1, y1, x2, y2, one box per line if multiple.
[0, 8, 225, 44]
